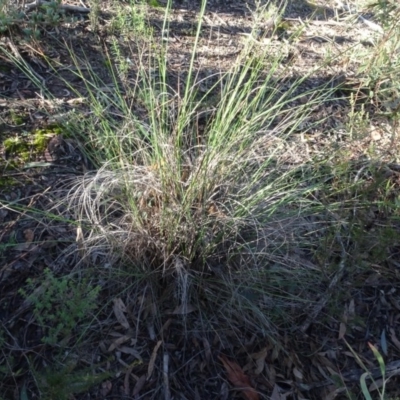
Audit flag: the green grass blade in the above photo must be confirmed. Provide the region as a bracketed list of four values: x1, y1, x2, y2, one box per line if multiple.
[360, 372, 373, 400]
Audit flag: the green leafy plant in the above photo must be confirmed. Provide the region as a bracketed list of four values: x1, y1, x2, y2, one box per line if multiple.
[344, 338, 394, 400]
[351, 0, 400, 118]
[360, 343, 389, 400]
[109, 0, 151, 37]
[0, 0, 22, 33]
[0, 0, 69, 38]
[367, 0, 400, 28]
[33, 360, 111, 400]
[19, 269, 100, 345]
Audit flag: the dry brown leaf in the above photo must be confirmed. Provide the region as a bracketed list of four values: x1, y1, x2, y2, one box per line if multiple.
[160, 318, 172, 335]
[271, 345, 280, 362]
[220, 381, 229, 400]
[23, 229, 34, 242]
[170, 304, 196, 314]
[270, 384, 283, 400]
[369, 378, 384, 392]
[390, 328, 400, 351]
[124, 364, 134, 396]
[317, 354, 336, 369]
[113, 298, 130, 330]
[114, 297, 127, 312]
[324, 387, 346, 400]
[338, 322, 347, 339]
[348, 299, 355, 318]
[147, 340, 162, 380]
[132, 375, 146, 397]
[265, 364, 276, 385]
[252, 347, 268, 375]
[315, 363, 331, 380]
[13, 229, 37, 251]
[100, 380, 112, 396]
[107, 334, 132, 352]
[202, 337, 211, 363]
[219, 354, 259, 400]
[119, 346, 143, 361]
[292, 367, 303, 381]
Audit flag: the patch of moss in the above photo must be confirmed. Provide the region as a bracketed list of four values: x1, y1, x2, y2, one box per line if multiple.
[34, 125, 63, 135]
[147, 0, 162, 8]
[0, 176, 18, 188]
[3, 137, 30, 161]
[9, 111, 24, 126]
[47, 123, 69, 137]
[32, 125, 63, 151]
[276, 21, 292, 39]
[32, 130, 51, 152]
[3, 125, 64, 163]
[41, 125, 63, 135]
[0, 160, 19, 171]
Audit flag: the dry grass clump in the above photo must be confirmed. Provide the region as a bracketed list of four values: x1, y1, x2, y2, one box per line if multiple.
[57, 4, 345, 337]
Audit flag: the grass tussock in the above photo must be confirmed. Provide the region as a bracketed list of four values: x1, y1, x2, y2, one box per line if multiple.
[55, 2, 360, 337]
